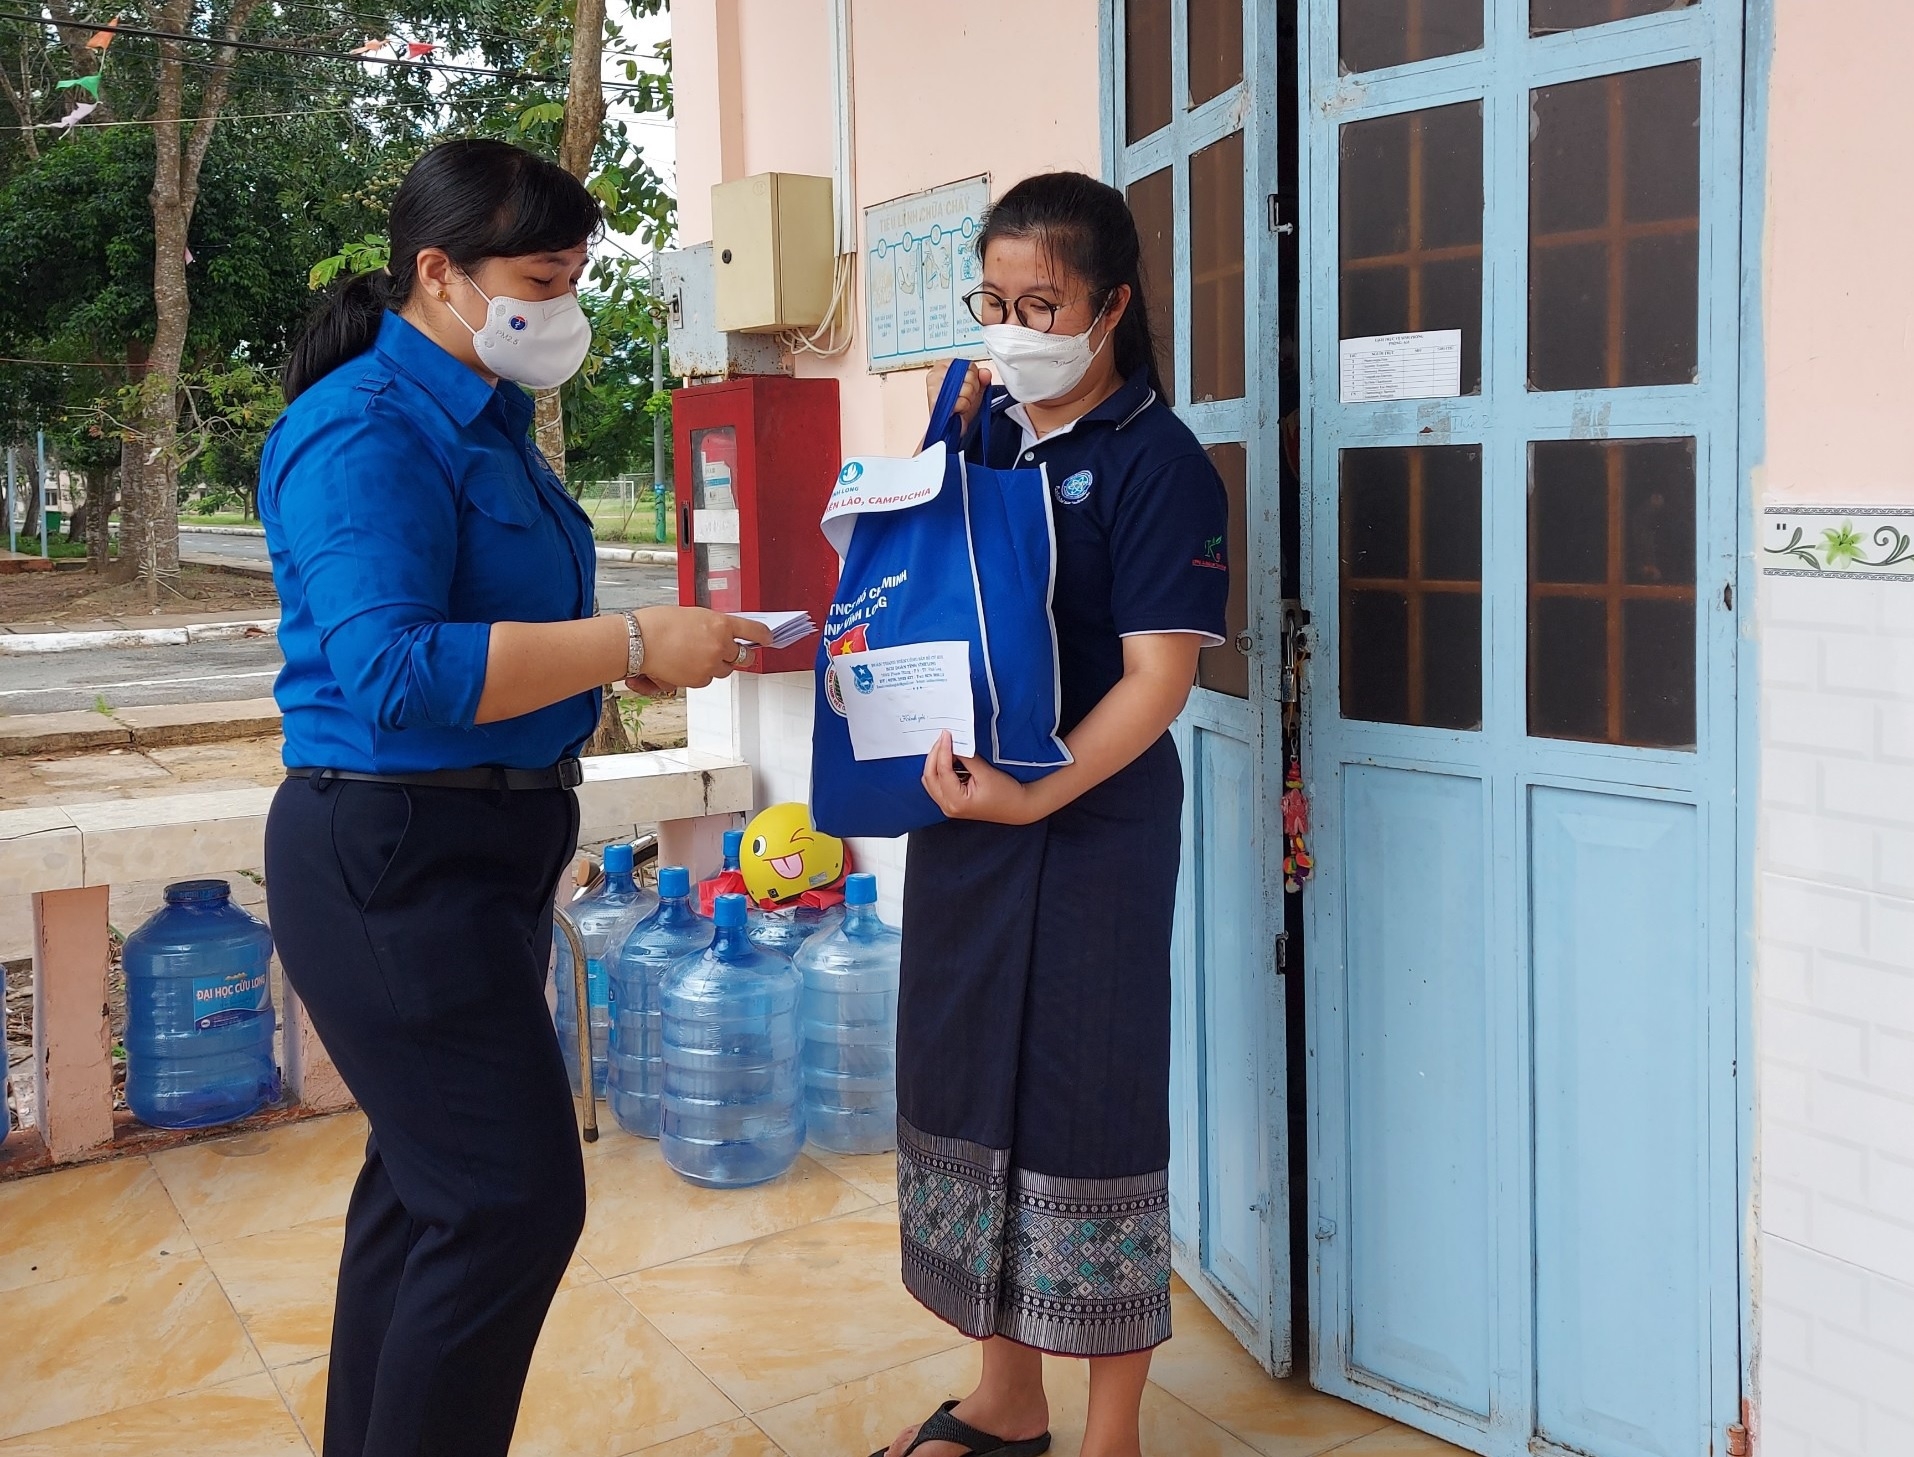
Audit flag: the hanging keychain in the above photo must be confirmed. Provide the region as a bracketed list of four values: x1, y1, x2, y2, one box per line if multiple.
[1279, 611, 1314, 894]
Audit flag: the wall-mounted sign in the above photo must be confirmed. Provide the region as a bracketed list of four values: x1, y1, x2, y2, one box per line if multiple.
[864, 175, 990, 373]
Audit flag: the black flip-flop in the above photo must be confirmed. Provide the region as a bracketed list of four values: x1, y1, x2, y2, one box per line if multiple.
[869, 1398, 1053, 1457]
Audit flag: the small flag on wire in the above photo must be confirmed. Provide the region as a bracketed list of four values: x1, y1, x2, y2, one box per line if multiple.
[403, 41, 435, 58]
[48, 99, 97, 132]
[86, 15, 122, 49]
[348, 38, 390, 56]
[56, 74, 103, 97]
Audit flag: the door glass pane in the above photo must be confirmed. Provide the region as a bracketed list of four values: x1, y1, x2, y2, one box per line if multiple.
[1199, 442, 1250, 698]
[1529, 62, 1701, 391]
[1528, 439, 1696, 748]
[1126, 0, 1172, 142]
[1341, 102, 1484, 394]
[1188, 0, 1244, 108]
[1340, 445, 1482, 730]
[1128, 166, 1178, 404]
[1190, 129, 1247, 402]
[1532, 0, 1694, 35]
[1340, 0, 1484, 75]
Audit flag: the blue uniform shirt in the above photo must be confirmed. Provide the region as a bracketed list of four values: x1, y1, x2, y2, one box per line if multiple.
[969, 370, 1229, 733]
[259, 311, 600, 772]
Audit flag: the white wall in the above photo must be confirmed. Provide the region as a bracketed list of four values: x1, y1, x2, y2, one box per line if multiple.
[1755, 572, 1914, 1455]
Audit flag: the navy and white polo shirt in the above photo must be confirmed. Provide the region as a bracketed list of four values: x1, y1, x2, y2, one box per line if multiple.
[966, 370, 1230, 734]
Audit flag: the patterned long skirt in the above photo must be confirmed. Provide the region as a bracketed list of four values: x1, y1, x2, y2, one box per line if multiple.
[895, 734, 1182, 1357]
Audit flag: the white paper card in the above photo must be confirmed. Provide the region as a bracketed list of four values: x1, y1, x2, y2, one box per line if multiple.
[1338, 329, 1464, 403]
[732, 610, 816, 648]
[831, 641, 975, 761]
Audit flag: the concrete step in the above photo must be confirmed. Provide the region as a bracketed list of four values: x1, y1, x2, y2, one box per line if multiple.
[0, 698, 282, 757]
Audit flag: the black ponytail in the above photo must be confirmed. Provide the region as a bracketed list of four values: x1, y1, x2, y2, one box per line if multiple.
[975, 172, 1164, 392]
[283, 138, 603, 401]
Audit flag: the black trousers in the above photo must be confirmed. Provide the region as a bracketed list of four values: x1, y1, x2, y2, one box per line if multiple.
[265, 776, 584, 1457]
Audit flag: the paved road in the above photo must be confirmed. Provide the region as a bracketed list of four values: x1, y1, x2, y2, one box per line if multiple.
[5, 558, 681, 715]
[181, 529, 269, 562]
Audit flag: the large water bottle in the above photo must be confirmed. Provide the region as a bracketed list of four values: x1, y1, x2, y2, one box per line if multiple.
[795, 873, 901, 1153]
[746, 901, 844, 959]
[606, 865, 712, 1138]
[660, 892, 805, 1187]
[554, 843, 655, 1097]
[122, 880, 279, 1129]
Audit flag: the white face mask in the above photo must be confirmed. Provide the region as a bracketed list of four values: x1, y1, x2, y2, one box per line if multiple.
[980, 301, 1111, 404]
[450, 274, 592, 389]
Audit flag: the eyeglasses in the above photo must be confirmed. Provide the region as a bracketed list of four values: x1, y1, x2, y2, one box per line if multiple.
[962, 288, 1103, 333]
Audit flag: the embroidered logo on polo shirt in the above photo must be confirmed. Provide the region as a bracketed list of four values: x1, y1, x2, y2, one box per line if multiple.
[1056, 469, 1094, 505]
[1193, 535, 1228, 571]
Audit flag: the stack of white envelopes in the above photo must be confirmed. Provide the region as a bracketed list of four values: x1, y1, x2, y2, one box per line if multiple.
[734, 610, 818, 649]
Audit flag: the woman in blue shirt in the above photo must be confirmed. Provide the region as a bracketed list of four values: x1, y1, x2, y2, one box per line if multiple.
[259, 140, 769, 1457]
[876, 175, 1228, 1457]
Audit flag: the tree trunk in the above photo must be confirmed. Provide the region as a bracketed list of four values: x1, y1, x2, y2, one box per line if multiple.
[130, 0, 261, 607]
[558, 0, 630, 760]
[534, 388, 566, 480]
[85, 466, 115, 572]
[19, 446, 42, 542]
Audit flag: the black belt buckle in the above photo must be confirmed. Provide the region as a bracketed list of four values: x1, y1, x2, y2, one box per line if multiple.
[556, 757, 584, 789]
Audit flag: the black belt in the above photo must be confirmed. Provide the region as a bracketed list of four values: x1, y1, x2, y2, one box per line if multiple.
[288, 759, 584, 792]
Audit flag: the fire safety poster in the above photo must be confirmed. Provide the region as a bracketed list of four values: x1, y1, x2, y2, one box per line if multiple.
[864, 175, 990, 373]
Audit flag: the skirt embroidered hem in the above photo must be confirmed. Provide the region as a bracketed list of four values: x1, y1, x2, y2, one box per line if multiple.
[897, 1116, 1173, 1357]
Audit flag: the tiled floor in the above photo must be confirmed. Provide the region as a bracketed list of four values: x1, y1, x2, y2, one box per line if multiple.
[1, 1110, 1464, 1456]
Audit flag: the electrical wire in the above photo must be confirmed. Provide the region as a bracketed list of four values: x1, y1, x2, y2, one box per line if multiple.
[0, 96, 442, 128]
[0, 7, 667, 95]
[779, 250, 857, 359]
[0, 99, 673, 130]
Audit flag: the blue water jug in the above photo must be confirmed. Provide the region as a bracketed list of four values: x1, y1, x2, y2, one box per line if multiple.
[795, 873, 901, 1153]
[607, 866, 712, 1138]
[122, 880, 279, 1129]
[746, 901, 844, 959]
[660, 892, 805, 1187]
[554, 842, 655, 1097]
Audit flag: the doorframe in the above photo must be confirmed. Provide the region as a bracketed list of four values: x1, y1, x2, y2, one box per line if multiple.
[1734, 0, 1776, 1430]
[1097, 0, 1294, 1374]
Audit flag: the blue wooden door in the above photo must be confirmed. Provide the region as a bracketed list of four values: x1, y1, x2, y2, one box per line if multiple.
[1297, 3, 1745, 1454]
[1104, 0, 1291, 1371]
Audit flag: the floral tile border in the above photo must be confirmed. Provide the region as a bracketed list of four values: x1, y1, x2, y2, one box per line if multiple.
[1761, 506, 1914, 581]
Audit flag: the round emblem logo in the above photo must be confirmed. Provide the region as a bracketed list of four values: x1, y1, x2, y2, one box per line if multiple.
[1056, 469, 1094, 505]
[825, 665, 848, 717]
[838, 460, 865, 485]
[508, 315, 528, 331]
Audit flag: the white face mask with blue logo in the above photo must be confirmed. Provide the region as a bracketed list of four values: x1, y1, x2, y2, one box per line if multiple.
[451, 272, 593, 389]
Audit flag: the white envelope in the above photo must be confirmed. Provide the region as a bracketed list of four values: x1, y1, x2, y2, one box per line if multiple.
[830, 641, 976, 761]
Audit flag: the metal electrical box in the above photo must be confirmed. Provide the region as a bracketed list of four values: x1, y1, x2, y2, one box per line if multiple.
[660, 243, 788, 380]
[711, 172, 835, 334]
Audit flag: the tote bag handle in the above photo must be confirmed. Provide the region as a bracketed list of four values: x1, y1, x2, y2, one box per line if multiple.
[922, 358, 974, 451]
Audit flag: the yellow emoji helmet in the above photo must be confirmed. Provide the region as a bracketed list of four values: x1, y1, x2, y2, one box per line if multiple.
[741, 803, 846, 905]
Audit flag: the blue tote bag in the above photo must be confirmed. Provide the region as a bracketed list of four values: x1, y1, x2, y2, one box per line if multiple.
[810, 360, 1070, 839]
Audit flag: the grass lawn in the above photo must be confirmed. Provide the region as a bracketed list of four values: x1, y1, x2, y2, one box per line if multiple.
[179, 513, 256, 527]
[4, 534, 97, 561]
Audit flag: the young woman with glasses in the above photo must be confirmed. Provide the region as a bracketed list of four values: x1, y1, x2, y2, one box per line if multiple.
[877, 172, 1231, 1457]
